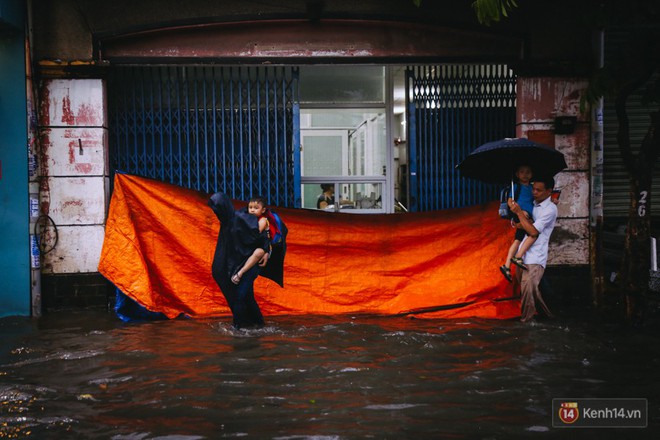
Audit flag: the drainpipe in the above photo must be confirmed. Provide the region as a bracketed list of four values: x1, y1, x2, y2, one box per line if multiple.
[590, 28, 605, 306]
[26, 0, 42, 317]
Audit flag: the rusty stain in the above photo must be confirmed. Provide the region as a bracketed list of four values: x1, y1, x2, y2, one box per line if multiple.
[76, 103, 100, 126]
[61, 199, 86, 219]
[522, 79, 544, 102]
[40, 197, 50, 216]
[38, 130, 51, 215]
[62, 200, 83, 208]
[68, 140, 77, 164]
[61, 94, 76, 125]
[64, 128, 96, 138]
[75, 163, 93, 173]
[555, 82, 587, 118]
[39, 84, 50, 126]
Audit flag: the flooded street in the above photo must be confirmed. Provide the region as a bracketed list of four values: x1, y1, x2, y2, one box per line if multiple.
[1, 306, 659, 439]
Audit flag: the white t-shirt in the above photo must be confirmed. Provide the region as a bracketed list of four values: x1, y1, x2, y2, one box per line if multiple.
[521, 196, 558, 268]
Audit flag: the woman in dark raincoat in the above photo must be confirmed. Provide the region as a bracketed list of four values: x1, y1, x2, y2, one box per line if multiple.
[208, 192, 271, 329]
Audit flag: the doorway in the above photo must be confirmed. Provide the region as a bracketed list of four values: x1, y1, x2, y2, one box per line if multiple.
[299, 65, 394, 213]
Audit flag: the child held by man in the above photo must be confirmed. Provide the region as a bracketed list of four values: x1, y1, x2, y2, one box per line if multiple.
[499, 164, 537, 282]
[231, 196, 272, 284]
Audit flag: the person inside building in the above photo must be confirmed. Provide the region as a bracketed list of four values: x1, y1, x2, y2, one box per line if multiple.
[507, 176, 558, 323]
[317, 183, 335, 210]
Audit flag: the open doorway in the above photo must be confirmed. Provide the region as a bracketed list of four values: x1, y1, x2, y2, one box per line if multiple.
[299, 65, 397, 213]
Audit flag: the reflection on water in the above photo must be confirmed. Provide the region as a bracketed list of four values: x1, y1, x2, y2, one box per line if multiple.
[1, 309, 659, 439]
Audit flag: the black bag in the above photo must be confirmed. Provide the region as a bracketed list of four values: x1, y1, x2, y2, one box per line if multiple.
[498, 184, 521, 219]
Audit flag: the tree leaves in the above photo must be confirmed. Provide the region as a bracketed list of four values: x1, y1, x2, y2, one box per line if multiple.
[580, 68, 617, 113]
[471, 0, 519, 26]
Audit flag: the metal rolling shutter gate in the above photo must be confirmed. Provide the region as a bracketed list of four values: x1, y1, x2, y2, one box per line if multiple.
[603, 31, 660, 223]
[406, 64, 517, 212]
[107, 66, 300, 208]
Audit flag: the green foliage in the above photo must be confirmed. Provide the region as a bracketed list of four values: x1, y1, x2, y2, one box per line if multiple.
[580, 68, 617, 113]
[412, 0, 519, 24]
[472, 0, 518, 25]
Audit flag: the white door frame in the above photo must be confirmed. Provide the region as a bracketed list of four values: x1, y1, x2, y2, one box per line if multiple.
[299, 66, 395, 213]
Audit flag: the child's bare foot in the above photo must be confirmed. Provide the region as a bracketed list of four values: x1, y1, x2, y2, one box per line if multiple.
[231, 272, 242, 284]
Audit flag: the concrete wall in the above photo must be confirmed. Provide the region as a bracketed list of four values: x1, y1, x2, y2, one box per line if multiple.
[517, 77, 591, 266]
[38, 79, 109, 275]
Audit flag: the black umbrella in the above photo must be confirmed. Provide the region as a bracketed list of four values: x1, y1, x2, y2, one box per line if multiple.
[456, 137, 567, 184]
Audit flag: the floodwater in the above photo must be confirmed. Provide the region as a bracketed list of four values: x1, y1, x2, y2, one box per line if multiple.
[1, 305, 659, 439]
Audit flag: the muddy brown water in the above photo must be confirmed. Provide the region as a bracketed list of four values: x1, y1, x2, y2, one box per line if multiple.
[1, 306, 659, 439]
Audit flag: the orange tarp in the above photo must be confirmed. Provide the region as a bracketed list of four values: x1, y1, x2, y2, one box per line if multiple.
[98, 174, 520, 320]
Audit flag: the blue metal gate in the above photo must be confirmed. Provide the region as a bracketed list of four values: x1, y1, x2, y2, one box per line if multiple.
[406, 65, 516, 212]
[108, 66, 300, 207]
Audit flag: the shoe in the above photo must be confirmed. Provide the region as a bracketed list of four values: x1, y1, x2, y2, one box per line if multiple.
[499, 265, 512, 282]
[511, 257, 527, 270]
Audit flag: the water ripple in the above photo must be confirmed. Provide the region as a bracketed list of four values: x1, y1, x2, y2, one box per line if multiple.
[1, 310, 659, 439]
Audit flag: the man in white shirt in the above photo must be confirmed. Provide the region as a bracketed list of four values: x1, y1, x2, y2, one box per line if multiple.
[508, 177, 558, 322]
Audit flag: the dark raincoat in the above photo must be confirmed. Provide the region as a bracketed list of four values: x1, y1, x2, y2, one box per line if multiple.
[208, 192, 271, 329]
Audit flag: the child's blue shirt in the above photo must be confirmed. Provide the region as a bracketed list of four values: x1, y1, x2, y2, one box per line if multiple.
[516, 183, 534, 215]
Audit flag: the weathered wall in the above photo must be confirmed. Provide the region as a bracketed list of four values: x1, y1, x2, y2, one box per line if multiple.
[517, 77, 591, 265]
[38, 79, 108, 274]
[31, 0, 595, 74]
[24, 1, 595, 310]
[35, 76, 590, 282]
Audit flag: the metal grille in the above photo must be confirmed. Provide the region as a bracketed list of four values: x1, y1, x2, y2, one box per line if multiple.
[406, 65, 517, 212]
[108, 66, 300, 207]
[603, 31, 660, 221]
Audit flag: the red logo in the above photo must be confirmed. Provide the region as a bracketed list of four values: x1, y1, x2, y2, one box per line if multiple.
[558, 402, 580, 424]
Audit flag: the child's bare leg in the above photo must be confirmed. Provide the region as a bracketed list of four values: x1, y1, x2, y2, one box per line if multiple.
[232, 248, 266, 284]
[504, 240, 520, 268]
[514, 236, 537, 260]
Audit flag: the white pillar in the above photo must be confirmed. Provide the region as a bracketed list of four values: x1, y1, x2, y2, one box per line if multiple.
[38, 79, 108, 275]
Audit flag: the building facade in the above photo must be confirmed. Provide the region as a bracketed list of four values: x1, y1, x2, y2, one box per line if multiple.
[2, 0, 602, 316]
